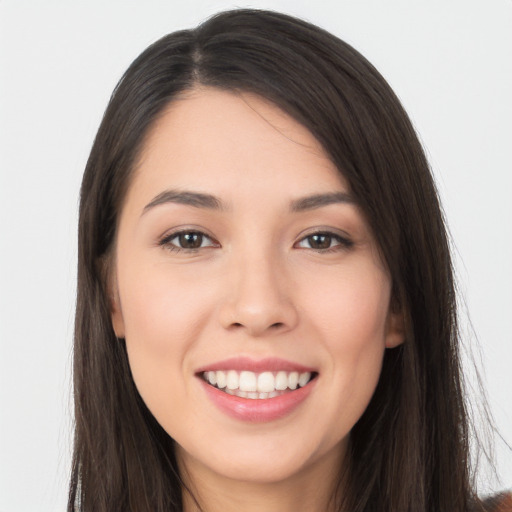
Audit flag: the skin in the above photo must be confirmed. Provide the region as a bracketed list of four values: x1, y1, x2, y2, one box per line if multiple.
[110, 87, 404, 512]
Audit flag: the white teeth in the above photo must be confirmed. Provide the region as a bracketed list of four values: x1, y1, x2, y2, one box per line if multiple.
[298, 372, 310, 387]
[226, 370, 239, 390]
[257, 372, 275, 392]
[288, 372, 299, 390]
[216, 370, 227, 389]
[204, 370, 313, 396]
[275, 371, 288, 390]
[239, 371, 257, 392]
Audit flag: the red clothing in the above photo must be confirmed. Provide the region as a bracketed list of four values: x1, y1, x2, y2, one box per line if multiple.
[482, 492, 512, 511]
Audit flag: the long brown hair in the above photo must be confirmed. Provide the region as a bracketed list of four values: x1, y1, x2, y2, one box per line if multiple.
[70, 9, 482, 511]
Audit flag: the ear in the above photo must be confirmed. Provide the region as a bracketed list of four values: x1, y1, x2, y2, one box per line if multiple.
[110, 290, 126, 339]
[384, 298, 405, 349]
[108, 270, 126, 339]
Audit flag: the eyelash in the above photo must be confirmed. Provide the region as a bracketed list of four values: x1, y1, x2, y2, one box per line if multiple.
[158, 230, 219, 253]
[158, 229, 354, 253]
[294, 231, 354, 252]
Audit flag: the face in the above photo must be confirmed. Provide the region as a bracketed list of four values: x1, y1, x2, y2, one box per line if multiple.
[111, 88, 403, 487]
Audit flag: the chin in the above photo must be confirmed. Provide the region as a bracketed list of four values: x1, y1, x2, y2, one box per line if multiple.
[176, 430, 344, 486]
[203, 454, 312, 484]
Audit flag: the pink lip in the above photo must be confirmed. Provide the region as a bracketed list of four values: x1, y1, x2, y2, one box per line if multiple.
[199, 379, 317, 422]
[196, 357, 318, 423]
[195, 356, 316, 374]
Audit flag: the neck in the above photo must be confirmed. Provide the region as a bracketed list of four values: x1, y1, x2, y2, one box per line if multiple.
[179, 444, 347, 512]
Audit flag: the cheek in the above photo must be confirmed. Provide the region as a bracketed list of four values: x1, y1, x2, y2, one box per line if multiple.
[302, 264, 390, 430]
[119, 261, 213, 352]
[305, 264, 391, 346]
[116, 261, 217, 415]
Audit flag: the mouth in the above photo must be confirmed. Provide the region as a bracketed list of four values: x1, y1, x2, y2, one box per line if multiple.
[196, 357, 319, 421]
[200, 370, 318, 400]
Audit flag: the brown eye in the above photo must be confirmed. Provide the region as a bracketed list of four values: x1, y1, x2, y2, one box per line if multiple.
[159, 230, 217, 252]
[178, 232, 204, 249]
[296, 231, 353, 251]
[307, 234, 333, 250]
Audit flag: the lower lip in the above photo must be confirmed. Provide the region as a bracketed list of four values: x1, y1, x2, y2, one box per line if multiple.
[199, 377, 317, 423]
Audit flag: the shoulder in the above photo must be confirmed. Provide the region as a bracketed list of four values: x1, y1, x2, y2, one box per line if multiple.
[480, 491, 512, 512]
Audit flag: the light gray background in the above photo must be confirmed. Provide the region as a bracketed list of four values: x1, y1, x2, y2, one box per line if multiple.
[0, 1, 510, 510]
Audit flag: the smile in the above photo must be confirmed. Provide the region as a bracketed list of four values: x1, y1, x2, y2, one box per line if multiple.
[202, 370, 315, 399]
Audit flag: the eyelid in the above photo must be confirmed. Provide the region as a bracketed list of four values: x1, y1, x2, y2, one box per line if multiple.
[157, 226, 220, 252]
[156, 225, 353, 253]
[294, 228, 354, 251]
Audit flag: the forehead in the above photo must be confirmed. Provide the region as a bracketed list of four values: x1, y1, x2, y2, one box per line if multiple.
[126, 87, 348, 210]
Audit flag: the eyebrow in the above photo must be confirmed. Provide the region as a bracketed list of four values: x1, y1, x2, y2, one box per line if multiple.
[142, 189, 355, 215]
[143, 190, 224, 214]
[290, 192, 355, 212]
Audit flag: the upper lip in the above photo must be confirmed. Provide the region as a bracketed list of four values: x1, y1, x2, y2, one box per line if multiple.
[195, 356, 317, 374]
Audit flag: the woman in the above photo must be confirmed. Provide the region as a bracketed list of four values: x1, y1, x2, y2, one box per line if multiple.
[69, 9, 510, 512]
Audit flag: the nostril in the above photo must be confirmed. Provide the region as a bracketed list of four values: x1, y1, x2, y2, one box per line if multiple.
[229, 321, 285, 332]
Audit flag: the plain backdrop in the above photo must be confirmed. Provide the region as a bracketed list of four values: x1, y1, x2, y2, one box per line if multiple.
[0, 1, 511, 510]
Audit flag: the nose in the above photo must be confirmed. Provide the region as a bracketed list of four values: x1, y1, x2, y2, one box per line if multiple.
[218, 251, 299, 337]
